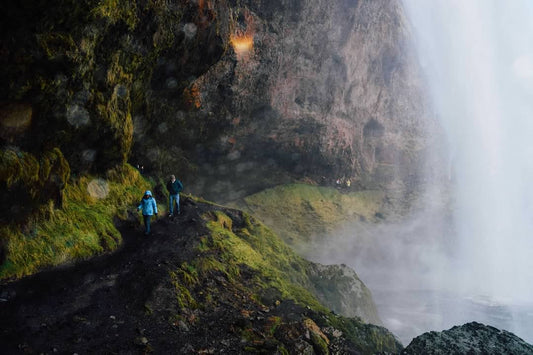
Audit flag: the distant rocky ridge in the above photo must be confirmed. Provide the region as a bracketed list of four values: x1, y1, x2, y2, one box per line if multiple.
[402, 322, 533, 355]
[308, 263, 382, 326]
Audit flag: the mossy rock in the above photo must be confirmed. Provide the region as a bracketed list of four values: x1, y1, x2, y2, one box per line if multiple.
[0, 147, 70, 222]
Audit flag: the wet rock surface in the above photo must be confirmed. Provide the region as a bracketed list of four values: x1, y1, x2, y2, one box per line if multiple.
[402, 321, 533, 355]
[0, 0, 445, 207]
[180, 0, 444, 202]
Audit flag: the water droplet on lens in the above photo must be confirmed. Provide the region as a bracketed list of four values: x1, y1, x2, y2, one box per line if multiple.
[183, 23, 197, 39]
[87, 179, 109, 199]
[166, 77, 178, 89]
[82, 149, 96, 162]
[66, 105, 90, 128]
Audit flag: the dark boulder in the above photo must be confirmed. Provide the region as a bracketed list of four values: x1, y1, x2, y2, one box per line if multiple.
[402, 321, 533, 355]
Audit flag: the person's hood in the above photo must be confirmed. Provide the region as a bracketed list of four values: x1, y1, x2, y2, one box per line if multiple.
[144, 190, 152, 197]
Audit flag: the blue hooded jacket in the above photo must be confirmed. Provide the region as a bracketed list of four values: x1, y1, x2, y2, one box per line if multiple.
[137, 190, 158, 216]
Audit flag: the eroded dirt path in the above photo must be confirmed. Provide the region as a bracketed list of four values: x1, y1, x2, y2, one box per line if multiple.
[0, 197, 206, 354]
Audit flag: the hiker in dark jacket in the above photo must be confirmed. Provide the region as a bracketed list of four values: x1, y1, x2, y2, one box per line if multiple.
[166, 174, 183, 216]
[137, 190, 157, 235]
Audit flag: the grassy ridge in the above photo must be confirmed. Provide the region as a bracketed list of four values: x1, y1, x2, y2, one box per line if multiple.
[182, 209, 401, 353]
[201, 210, 327, 311]
[234, 183, 385, 246]
[0, 164, 151, 280]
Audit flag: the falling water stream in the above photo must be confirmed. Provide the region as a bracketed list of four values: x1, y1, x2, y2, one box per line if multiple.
[397, 0, 533, 343]
[307, 0, 533, 345]
[403, 0, 533, 304]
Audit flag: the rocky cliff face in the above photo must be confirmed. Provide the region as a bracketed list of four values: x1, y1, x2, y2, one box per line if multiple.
[166, 0, 443, 202]
[1, 0, 443, 209]
[308, 263, 382, 326]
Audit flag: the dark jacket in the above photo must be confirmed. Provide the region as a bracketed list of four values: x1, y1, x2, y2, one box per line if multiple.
[167, 179, 183, 195]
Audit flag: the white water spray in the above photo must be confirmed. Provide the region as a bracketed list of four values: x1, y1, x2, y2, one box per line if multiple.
[403, 0, 533, 304]
[307, 0, 533, 344]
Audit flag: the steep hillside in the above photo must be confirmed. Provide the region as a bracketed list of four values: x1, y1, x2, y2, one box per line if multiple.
[0, 164, 150, 280]
[0, 197, 401, 354]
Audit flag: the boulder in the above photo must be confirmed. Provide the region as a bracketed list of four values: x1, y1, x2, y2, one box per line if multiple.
[402, 321, 533, 355]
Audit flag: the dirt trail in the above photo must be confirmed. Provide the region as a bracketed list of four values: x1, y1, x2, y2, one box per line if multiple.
[0, 197, 206, 354]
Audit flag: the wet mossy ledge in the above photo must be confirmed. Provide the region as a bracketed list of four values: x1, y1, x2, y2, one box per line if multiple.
[0, 164, 151, 280]
[233, 183, 386, 247]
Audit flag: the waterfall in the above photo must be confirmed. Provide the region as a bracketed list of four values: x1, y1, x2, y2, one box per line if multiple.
[403, 0, 533, 303]
[307, 1, 533, 344]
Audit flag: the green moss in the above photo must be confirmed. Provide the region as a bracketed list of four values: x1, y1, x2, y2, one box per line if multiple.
[177, 262, 199, 286]
[91, 51, 135, 166]
[200, 210, 327, 312]
[195, 255, 240, 281]
[91, 0, 139, 30]
[170, 270, 197, 309]
[266, 316, 282, 336]
[325, 316, 401, 354]
[277, 345, 290, 355]
[0, 164, 150, 280]
[234, 183, 385, 247]
[145, 0, 184, 51]
[36, 32, 77, 60]
[0, 148, 40, 189]
[310, 332, 329, 355]
[1, 147, 70, 205]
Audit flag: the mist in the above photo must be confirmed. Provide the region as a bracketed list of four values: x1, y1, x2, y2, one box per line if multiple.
[304, 0, 533, 345]
[403, 0, 533, 302]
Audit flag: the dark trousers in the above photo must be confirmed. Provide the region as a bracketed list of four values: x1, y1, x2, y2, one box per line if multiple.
[143, 214, 152, 234]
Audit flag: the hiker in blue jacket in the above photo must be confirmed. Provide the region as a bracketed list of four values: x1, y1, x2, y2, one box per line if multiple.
[137, 190, 157, 235]
[166, 174, 183, 217]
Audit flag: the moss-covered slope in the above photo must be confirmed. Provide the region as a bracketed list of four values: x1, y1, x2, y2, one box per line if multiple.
[234, 183, 386, 247]
[233, 183, 386, 324]
[0, 197, 402, 354]
[0, 164, 151, 280]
